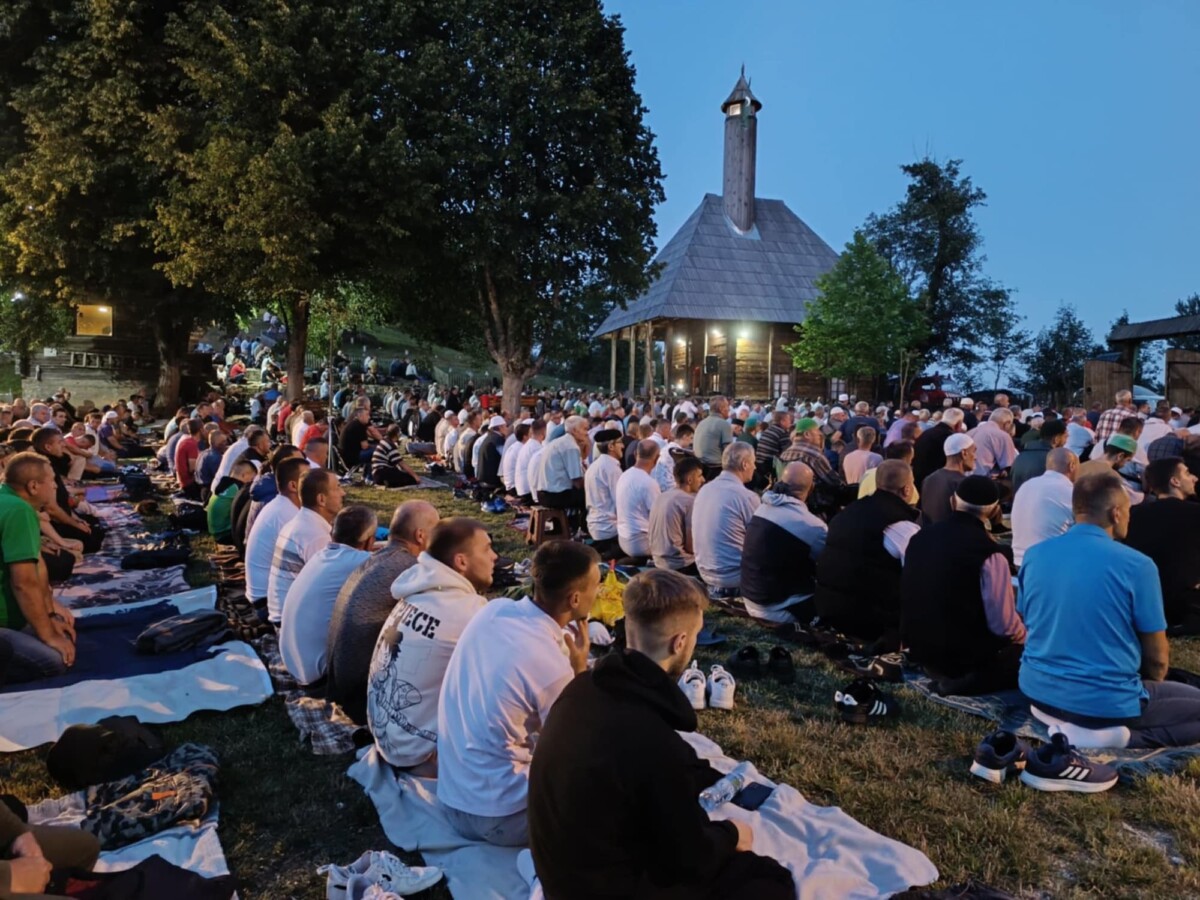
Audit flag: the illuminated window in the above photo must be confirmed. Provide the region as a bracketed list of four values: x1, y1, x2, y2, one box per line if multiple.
[829, 378, 846, 397]
[76, 304, 113, 336]
[726, 102, 742, 116]
[773, 373, 791, 398]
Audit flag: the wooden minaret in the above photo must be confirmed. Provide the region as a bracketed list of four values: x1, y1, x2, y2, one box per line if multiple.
[720, 67, 761, 233]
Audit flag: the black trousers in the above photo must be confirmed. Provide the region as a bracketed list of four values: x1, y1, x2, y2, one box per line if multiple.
[920, 642, 1023, 696]
[539, 488, 585, 510]
[373, 465, 418, 488]
[43, 547, 76, 584]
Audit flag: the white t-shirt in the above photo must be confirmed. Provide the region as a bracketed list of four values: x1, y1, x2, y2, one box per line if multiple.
[279, 543, 371, 684]
[584, 453, 622, 541]
[1011, 469, 1075, 567]
[267, 507, 332, 623]
[367, 555, 487, 768]
[244, 494, 300, 601]
[514, 438, 542, 497]
[212, 436, 249, 490]
[292, 420, 311, 448]
[616, 466, 660, 557]
[500, 439, 524, 491]
[539, 434, 584, 494]
[526, 445, 547, 501]
[436, 597, 574, 818]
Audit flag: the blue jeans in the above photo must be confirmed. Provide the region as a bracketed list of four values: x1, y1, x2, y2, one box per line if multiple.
[0, 627, 68, 684]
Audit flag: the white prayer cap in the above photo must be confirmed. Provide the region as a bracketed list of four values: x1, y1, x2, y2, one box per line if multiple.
[489, 415, 506, 429]
[944, 433, 975, 455]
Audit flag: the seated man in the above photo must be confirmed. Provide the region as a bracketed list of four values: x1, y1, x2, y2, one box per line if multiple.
[279, 505, 377, 685]
[514, 418, 546, 504]
[692, 442, 760, 593]
[368, 518, 494, 775]
[173, 419, 204, 501]
[1011, 418, 1067, 494]
[437, 541, 599, 846]
[902, 476, 1025, 693]
[815, 460, 919, 648]
[243, 457, 307, 616]
[1011, 448, 1077, 567]
[1019, 469, 1200, 748]
[371, 424, 419, 487]
[583, 428, 623, 559]
[740, 461, 827, 624]
[1, 800, 100, 899]
[207, 459, 258, 545]
[476, 415, 508, 490]
[0, 453, 77, 682]
[841, 425, 881, 485]
[649, 455, 704, 576]
[267, 468, 345, 625]
[528, 569, 794, 900]
[1078, 434, 1143, 503]
[500, 421, 530, 496]
[615, 439, 661, 560]
[1123, 456, 1200, 635]
[327, 501, 439, 724]
[536, 416, 589, 510]
[920, 434, 975, 525]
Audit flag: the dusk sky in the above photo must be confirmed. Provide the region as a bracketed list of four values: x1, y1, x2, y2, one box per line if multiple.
[603, 0, 1199, 346]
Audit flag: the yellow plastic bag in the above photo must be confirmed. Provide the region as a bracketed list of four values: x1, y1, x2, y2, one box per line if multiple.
[591, 564, 626, 627]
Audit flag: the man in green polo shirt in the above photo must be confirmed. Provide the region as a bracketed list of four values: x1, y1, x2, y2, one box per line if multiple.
[0, 452, 76, 683]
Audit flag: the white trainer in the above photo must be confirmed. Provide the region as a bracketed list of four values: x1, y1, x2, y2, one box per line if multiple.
[707, 664, 736, 710]
[678, 660, 707, 710]
[318, 852, 373, 899]
[347, 851, 443, 897]
[359, 886, 403, 900]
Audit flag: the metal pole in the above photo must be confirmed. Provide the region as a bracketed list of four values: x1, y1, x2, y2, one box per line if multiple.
[610, 334, 617, 394]
[628, 328, 635, 397]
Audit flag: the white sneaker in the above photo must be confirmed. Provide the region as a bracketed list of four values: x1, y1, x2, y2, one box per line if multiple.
[707, 665, 736, 710]
[349, 851, 443, 897]
[678, 661, 707, 710]
[359, 886, 402, 900]
[319, 852, 372, 900]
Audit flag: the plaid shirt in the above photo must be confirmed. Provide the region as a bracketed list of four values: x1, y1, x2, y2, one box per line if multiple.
[780, 440, 844, 487]
[1147, 433, 1186, 463]
[1094, 405, 1136, 445]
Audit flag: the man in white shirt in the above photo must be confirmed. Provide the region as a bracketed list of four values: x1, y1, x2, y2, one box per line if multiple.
[211, 425, 266, 491]
[500, 422, 529, 494]
[437, 540, 599, 847]
[1011, 448, 1078, 567]
[243, 456, 307, 613]
[267, 468, 346, 624]
[514, 419, 547, 503]
[279, 505, 377, 685]
[368, 518, 495, 775]
[537, 416, 588, 510]
[584, 428, 623, 558]
[615, 440, 661, 559]
[691, 442, 761, 592]
[291, 410, 315, 448]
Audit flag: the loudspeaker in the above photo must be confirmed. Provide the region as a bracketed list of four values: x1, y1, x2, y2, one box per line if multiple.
[704, 355, 719, 375]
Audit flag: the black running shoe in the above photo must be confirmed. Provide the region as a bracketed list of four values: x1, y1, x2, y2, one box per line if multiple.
[725, 645, 762, 681]
[970, 729, 1028, 784]
[1020, 732, 1118, 794]
[834, 678, 899, 725]
[767, 646, 795, 684]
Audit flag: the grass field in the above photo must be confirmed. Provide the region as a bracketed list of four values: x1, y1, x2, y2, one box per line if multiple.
[3, 484, 1200, 899]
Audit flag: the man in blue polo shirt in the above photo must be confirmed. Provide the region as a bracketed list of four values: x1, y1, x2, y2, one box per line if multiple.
[1019, 468, 1200, 747]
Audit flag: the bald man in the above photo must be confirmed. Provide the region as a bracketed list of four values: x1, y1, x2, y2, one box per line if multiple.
[326, 500, 439, 723]
[1011, 448, 1078, 568]
[740, 462, 828, 624]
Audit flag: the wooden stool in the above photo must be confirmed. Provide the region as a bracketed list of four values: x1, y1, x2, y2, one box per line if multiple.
[526, 506, 571, 546]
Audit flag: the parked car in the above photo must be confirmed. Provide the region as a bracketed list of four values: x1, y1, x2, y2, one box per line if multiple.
[904, 374, 963, 407]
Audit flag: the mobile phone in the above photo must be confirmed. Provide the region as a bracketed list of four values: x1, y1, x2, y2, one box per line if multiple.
[730, 782, 773, 811]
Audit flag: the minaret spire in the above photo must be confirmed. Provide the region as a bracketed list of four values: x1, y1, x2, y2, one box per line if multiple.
[720, 69, 761, 232]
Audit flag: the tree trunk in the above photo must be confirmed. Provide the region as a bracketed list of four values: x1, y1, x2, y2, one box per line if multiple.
[152, 303, 191, 414]
[501, 370, 527, 417]
[286, 293, 310, 401]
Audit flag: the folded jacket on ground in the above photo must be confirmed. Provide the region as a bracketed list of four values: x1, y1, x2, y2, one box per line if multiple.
[47, 716, 168, 790]
[135, 610, 231, 655]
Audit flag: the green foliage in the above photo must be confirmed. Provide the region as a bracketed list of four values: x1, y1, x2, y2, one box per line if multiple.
[864, 157, 1004, 366]
[1018, 303, 1102, 404]
[0, 289, 74, 358]
[788, 231, 926, 382]
[970, 284, 1031, 390]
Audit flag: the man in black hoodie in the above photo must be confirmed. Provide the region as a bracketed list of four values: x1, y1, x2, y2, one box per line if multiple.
[528, 569, 794, 900]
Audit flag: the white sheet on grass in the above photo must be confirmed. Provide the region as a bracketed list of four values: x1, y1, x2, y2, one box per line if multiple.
[349, 732, 938, 900]
[28, 792, 230, 878]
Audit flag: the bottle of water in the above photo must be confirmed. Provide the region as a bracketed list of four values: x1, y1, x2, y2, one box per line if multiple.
[698, 761, 751, 812]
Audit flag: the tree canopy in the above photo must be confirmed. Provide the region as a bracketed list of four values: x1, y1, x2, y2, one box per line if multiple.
[788, 230, 926, 388]
[1018, 303, 1101, 405]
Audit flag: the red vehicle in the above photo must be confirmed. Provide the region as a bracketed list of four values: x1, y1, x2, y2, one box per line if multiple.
[904, 374, 963, 407]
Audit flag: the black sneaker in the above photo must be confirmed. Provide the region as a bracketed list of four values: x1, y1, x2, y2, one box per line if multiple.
[970, 729, 1028, 784]
[834, 678, 899, 725]
[1019, 732, 1118, 794]
[766, 646, 795, 684]
[725, 646, 762, 681]
[839, 652, 905, 683]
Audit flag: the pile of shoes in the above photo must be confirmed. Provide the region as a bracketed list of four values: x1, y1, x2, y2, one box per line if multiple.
[969, 729, 1118, 793]
[319, 850, 444, 899]
[677, 645, 797, 711]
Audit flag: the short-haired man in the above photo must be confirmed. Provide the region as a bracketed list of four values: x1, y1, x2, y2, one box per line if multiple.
[1123, 456, 1200, 634]
[326, 500, 440, 724]
[1094, 389, 1137, 447]
[1011, 448, 1078, 567]
[0, 453, 78, 681]
[341, 406, 381, 475]
[500, 421, 529, 495]
[693, 396, 733, 471]
[368, 518, 495, 775]
[536, 415, 588, 511]
[740, 461, 827, 624]
[691, 442, 760, 593]
[615, 440, 661, 559]
[815, 460, 919, 647]
[437, 541, 599, 846]
[911, 406, 966, 489]
[649, 456, 704, 576]
[266, 468, 345, 625]
[1011, 418, 1068, 495]
[528, 569, 795, 900]
[842, 425, 882, 485]
[902, 476, 1024, 693]
[754, 410, 792, 478]
[207, 459, 257, 545]
[584, 428, 623, 559]
[173, 419, 204, 501]
[211, 425, 264, 491]
[514, 418, 547, 504]
[969, 407, 1019, 477]
[920, 434, 975, 525]
[279, 505, 377, 685]
[1019, 470, 1200, 748]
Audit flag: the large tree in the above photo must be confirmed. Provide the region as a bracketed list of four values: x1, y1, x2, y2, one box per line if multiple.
[0, 0, 231, 410]
[149, 0, 437, 399]
[789, 230, 926, 391]
[410, 0, 665, 415]
[1018, 303, 1101, 406]
[864, 157, 999, 366]
[970, 284, 1031, 390]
